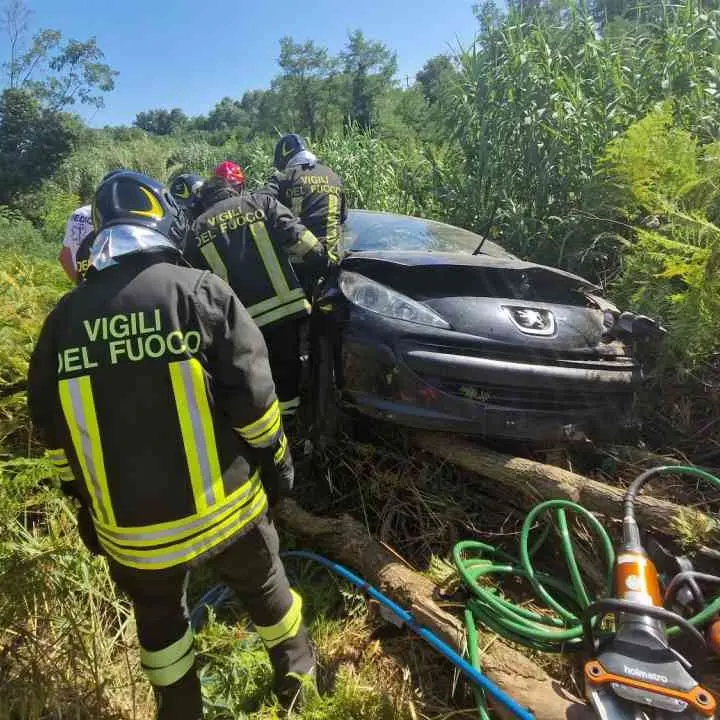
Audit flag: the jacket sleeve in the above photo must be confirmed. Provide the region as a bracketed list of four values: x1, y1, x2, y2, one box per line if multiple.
[27, 303, 79, 495]
[260, 194, 330, 293]
[259, 172, 282, 200]
[199, 274, 293, 504]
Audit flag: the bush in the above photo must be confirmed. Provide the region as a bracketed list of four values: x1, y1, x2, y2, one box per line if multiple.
[441, 1, 720, 271]
[599, 108, 720, 371]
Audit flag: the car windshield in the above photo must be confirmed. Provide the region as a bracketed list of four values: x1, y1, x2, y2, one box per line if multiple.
[342, 211, 514, 258]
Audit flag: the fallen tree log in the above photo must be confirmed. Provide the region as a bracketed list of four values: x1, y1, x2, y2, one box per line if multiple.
[275, 498, 594, 720]
[414, 433, 718, 545]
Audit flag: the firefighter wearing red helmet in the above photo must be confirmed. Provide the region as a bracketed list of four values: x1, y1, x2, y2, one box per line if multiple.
[27, 171, 315, 719]
[214, 160, 245, 189]
[187, 166, 329, 421]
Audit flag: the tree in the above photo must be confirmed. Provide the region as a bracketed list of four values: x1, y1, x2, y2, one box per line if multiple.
[1, 0, 31, 89]
[204, 97, 247, 133]
[340, 30, 397, 130]
[134, 108, 188, 135]
[0, 87, 78, 203]
[416, 55, 457, 105]
[1, 0, 117, 109]
[276, 37, 336, 140]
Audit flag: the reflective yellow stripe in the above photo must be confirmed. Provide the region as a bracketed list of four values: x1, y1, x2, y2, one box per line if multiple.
[250, 222, 291, 296]
[141, 626, 193, 669]
[199, 242, 229, 282]
[144, 650, 195, 687]
[235, 399, 281, 446]
[274, 433, 288, 464]
[169, 359, 224, 512]
[95, 474, 262, 546]
[256, 590, 303, 649]
[246, 287, 306, 319]
[288, 230, 320, 262]
[326, 193, 340, 262]
[254, 297, 311, 328]
[98, 487, 268, 570]
[59, 376, 115, 525]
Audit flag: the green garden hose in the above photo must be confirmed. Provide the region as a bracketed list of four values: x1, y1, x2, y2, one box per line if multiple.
[454, 466, 720, 719]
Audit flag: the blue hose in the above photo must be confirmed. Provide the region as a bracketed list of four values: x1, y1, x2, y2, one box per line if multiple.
[282, 550, 535, 720]
[189, 551, 535, 720]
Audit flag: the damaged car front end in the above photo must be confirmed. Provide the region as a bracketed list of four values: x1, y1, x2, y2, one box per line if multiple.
[309, 210, 663, 444]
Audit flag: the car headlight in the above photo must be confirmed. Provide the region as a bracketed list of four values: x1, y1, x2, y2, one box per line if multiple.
[338, 271, 450, 329]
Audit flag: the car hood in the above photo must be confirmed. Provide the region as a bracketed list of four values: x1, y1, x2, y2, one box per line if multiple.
[341, 250, 601, 293]
[339, 251, 622, 355]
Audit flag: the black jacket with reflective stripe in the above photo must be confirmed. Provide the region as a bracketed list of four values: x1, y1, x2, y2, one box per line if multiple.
[187, 192, 326, 328]
[261, 162, 346, 260]
[28, 253, 288, 567]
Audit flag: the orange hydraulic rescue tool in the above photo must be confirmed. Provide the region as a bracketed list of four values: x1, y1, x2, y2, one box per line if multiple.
[583, 466, 719, 719]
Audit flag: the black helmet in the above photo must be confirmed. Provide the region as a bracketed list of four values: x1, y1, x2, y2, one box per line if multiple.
[92, 171, 188, 250]
[101, 167, 128, 183]
[169, 173, 205, 209]
[274, 133, 306, 171]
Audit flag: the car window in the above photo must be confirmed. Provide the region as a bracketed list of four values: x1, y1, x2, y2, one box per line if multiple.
[342, 211, 514, 258]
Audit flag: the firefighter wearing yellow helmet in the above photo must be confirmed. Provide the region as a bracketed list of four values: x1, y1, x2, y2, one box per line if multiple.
[27, 171, 315, 719]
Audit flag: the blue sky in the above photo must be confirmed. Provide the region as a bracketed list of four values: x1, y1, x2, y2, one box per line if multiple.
[13, 0, 479, 127]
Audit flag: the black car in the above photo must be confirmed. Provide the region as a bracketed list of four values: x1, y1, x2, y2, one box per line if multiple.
[309, 210, 659, 444]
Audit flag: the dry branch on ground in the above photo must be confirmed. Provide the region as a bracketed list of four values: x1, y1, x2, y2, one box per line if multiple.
[413, 433, 719, 546]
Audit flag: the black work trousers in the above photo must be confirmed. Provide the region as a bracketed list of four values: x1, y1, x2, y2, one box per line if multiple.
[262, 320, 302, 418]
[109, 514, 313, 720]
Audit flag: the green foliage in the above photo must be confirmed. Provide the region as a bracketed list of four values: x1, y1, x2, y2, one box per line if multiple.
[601, 108, 720, 369]
[134, 107, 189, 135]
[442, 0, 720, 267]
[38, 186, 82, 241]
[276, 37, 337, 140]
[2, 0, 117, 110]
[0, 88, 80, 204]
[341, 30, 398, 131]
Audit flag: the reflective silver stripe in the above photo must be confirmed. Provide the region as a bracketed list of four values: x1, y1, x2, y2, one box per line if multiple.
[68, 379, 109, 524]
[94, 475, 263, 546]
[279, 398, 300, 416]
[253, 297, 310, 328]
[178, 360, 216, 508]
[246, 287, 306, 319]
[99, 491, 268, 569]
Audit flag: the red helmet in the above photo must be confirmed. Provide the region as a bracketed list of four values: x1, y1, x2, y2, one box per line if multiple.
[214, 160, 245, 188]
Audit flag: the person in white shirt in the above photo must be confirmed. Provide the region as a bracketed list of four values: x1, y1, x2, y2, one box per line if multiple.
[58, 204, 94, 283]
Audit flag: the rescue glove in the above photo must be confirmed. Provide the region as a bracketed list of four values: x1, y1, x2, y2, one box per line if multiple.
[295, 247, 331, 298]
[77, 503, 103, 556]
[256, 435, 295, 508]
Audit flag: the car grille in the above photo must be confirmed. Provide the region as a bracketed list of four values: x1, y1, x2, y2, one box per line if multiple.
[428, 378, 633, 412]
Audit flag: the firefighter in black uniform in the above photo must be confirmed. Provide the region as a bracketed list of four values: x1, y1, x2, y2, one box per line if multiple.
[170, 173, 205, 223]
[261, 133, 347, 262]
[27, 171, 315, 720]
[188, 174, 329, 420]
